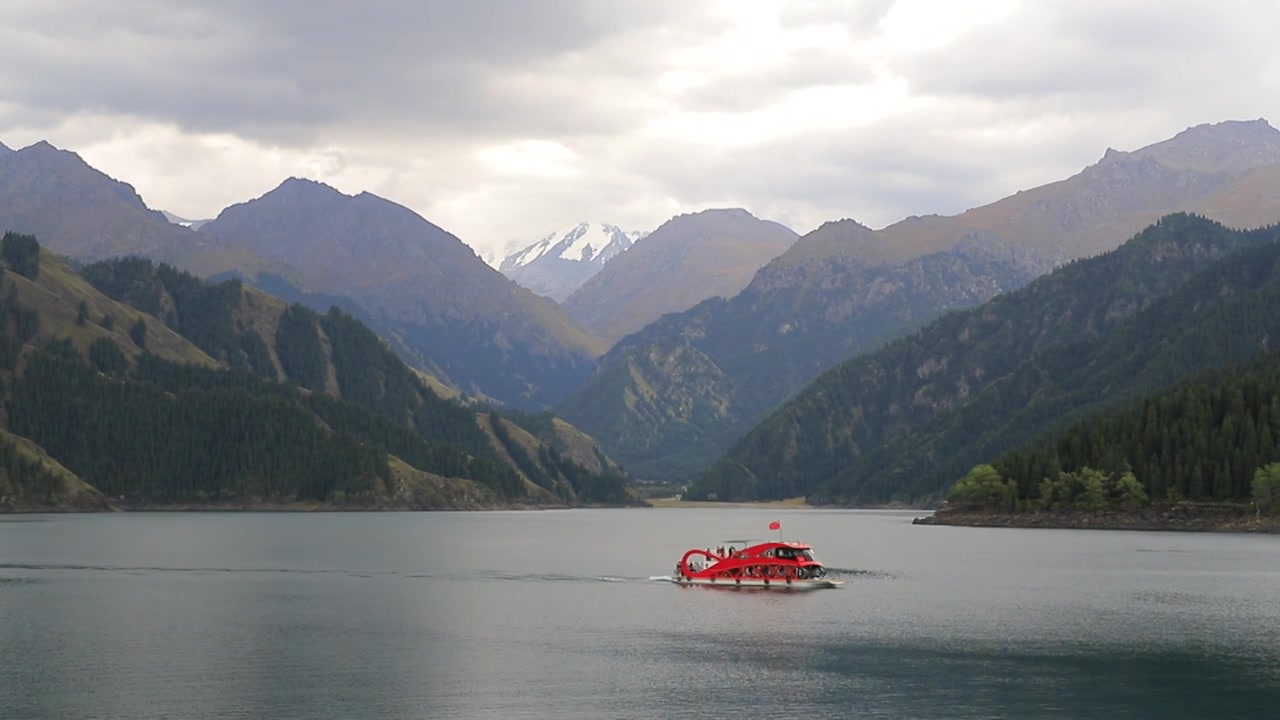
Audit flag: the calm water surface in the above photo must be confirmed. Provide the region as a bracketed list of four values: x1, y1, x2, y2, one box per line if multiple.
[2, 509, 1279, 719]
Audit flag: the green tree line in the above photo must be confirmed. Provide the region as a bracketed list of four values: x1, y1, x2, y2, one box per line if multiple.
[9, 341, 390, 503]
[951, 349, 1280, 509]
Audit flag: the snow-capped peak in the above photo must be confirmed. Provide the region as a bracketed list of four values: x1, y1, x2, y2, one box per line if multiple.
[501, 230, 560, 271]
[499, 222, 650, 300]
[560, 222, 611, 263]
[500, 222, 647, 272]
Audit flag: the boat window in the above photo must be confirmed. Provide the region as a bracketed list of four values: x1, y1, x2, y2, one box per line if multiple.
[798, 550, 815, 561]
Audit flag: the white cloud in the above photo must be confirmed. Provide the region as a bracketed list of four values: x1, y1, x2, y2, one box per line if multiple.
[875, 0, 1018, 53]
[478, 140, 580, 177]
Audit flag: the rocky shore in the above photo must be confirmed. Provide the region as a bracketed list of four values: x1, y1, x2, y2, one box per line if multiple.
[912, 503, 1280, 533]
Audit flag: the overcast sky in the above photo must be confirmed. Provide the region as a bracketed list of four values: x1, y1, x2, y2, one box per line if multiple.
[2, 0, 1278, 264]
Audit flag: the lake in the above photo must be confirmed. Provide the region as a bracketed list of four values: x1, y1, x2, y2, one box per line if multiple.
[2, 508, 1279, 719]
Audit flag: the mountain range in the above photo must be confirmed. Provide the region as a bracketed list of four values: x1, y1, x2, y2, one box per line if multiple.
[6, 118, 1280, 509]
[0, 142, 615, 410]
[499, 222, 648, 301]
[559, 119, 1280, 482]
[198, 178, 606, 409]
[0, 141, 285, 279]
[832, 118, 1280, 269]
[691, 213, 1280, 504]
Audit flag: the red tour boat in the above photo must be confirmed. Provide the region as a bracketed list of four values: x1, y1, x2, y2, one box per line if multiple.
[667, 521, 844, 590]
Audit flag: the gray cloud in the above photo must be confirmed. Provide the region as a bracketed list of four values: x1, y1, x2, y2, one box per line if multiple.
[0, 0, 691, 143]
[2, 0, 1278, 259]
[895, 2, 1278, 107]
[675, 47, 880, 114]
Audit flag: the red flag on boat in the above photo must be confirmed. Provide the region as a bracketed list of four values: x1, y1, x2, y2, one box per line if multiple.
[768, 520, 781, 531]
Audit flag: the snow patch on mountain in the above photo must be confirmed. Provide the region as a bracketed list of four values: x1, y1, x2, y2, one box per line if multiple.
[161, 210, 211, 231]
[560, 223, 612, 263]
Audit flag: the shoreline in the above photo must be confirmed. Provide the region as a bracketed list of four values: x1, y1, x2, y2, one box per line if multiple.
[644, 496, 924, 510]
[0, 500, 648, 514]
[4, 495, 934, 514]
[645, 496, 812, 509]
[912, 504, 1280, 533]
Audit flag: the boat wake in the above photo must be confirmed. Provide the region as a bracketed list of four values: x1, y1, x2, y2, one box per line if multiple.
[0, 562, 892, 586]
[823, 567, 897, 580]
[461, 571, 655, 584]
[0, 561, 363, 576]
[0, 563, 649, 585]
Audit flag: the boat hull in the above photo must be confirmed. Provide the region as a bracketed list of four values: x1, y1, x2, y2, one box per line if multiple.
[664, 576, 844, 590]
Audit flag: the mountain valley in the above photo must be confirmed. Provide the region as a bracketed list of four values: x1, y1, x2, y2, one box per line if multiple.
[560, 120, 1280, 484]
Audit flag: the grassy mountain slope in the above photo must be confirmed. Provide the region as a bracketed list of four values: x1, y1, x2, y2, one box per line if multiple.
[558, 224, 1038, 481]
[692, 214, 1280, 504]
[2, 241, 217, 371]
[214, 269, 469, 400]
[0, 428, 112, 511]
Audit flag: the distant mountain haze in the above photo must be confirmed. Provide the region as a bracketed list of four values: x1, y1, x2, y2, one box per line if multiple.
[561, 208, 799, 345]
[500, 222, 648, 301]
[198, 178, 607, 409]
[852, 118, 1280, 270]
[559, 119, 1280, 483]
[0, 143, 606, 409]
[0, 141, 290, 279]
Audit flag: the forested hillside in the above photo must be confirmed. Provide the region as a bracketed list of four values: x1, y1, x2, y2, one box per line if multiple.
[0, 234, 635, 510]
[558, 228, 1035, 482]
[988, 350, 1280, 506]
[691, 214, 1280, 505]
